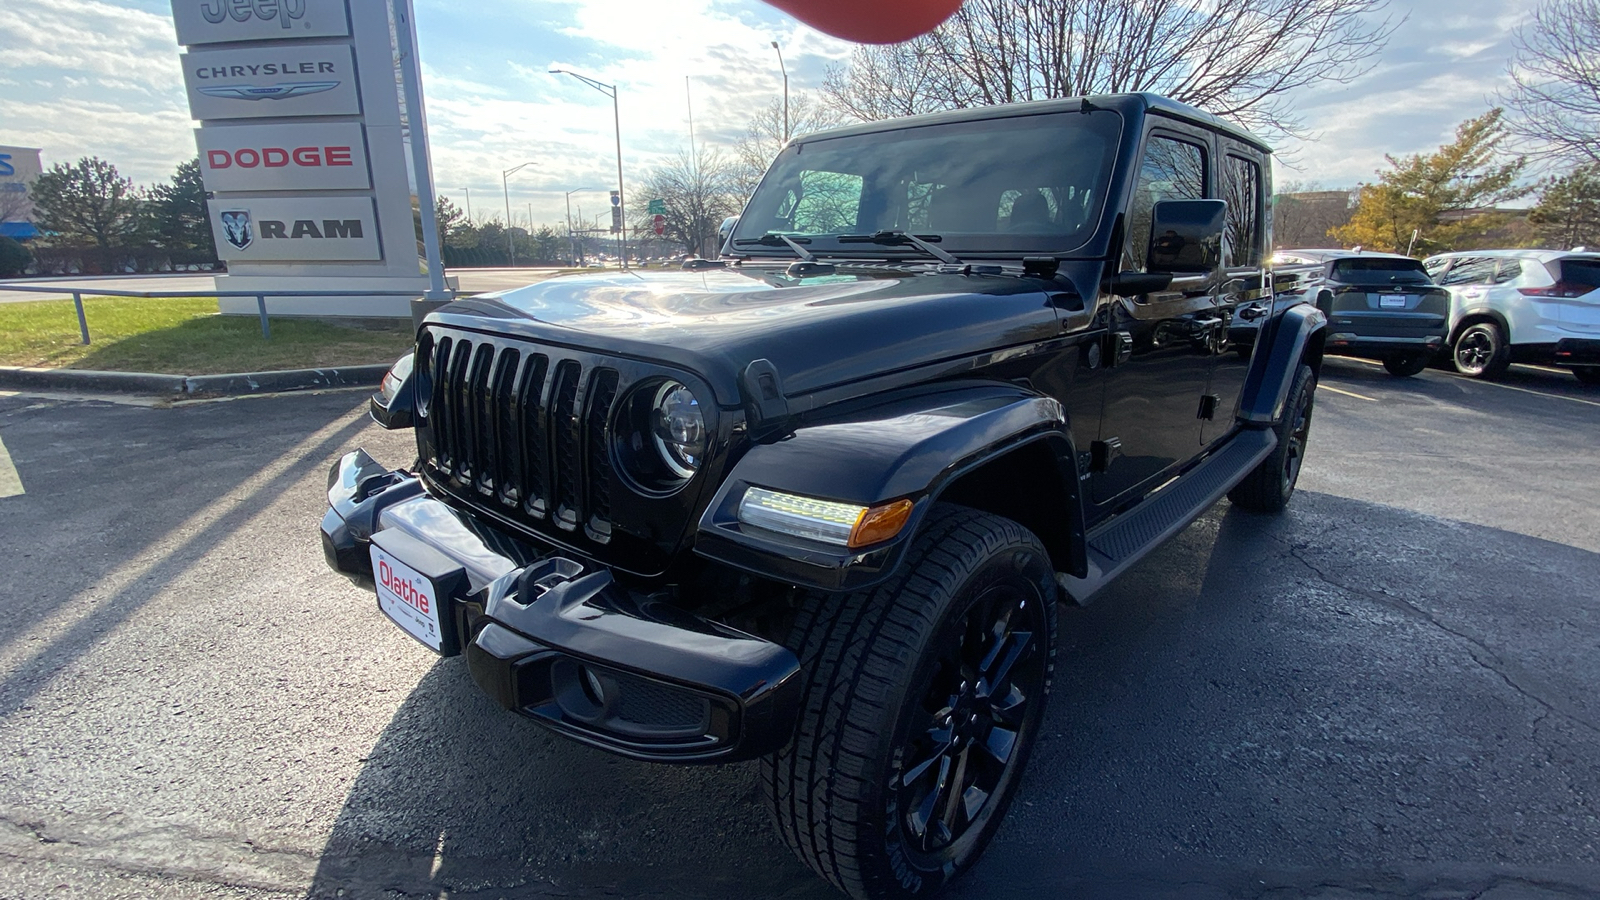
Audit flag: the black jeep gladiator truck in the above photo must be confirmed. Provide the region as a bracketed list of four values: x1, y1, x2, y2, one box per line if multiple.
[322, 92, 1325, 899]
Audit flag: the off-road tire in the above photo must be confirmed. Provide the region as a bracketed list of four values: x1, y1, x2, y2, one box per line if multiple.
[1228, 363, 1315, 513]
[1382, 352, 1430, 377]
[762, 504, 1058, 900]
[1453, 322, 1511, 379]
[1573, 366, 1600, 386]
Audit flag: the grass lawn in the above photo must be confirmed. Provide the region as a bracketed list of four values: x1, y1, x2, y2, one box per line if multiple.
[0, 296, 414, 374]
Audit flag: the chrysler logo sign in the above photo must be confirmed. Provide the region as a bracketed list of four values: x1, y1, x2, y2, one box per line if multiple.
[197, 81, 339, 101]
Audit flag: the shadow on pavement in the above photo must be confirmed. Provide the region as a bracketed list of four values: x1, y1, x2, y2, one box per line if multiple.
[307, 490, 1600, 900]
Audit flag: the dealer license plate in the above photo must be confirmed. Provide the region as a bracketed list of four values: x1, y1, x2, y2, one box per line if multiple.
[371, 544, 445, 652]
[1379, 294, 1410, 308]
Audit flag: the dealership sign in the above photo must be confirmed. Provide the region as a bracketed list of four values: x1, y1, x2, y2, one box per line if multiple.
[196, 122, 370, 191]
[172, 0, 351, 45]
[208, 196, 381, 261]
[181, 44, 360, 119]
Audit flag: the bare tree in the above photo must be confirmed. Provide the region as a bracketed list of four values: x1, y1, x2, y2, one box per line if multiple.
[822, 0, 1396, 141]
[1272, 181, 1358, 248]
[733, 93, 848, 199]
[635, 147, 743, 258]
[1503, 0, 1600, 165]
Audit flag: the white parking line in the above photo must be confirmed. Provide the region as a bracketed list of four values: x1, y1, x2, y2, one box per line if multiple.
[1468, 378, 1600, 410]
[1319, 384, 1379, 402]
[0, 434, 22, 498]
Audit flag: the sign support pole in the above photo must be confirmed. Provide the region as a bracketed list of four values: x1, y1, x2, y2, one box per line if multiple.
[391, 0, 449, 301]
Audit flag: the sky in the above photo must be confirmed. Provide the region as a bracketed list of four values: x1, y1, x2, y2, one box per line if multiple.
[0, 0, 1536, 227]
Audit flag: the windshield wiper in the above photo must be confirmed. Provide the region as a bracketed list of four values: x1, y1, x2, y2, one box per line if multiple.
[733, 232, 814, 258]
[837, 230, 962, 266]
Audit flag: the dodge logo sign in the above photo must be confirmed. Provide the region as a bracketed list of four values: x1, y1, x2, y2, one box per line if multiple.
[220, 209, 253, 250]
[194, 123, 371, 191]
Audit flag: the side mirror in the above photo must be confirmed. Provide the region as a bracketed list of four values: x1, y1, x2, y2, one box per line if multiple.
[370, 353, 415, 430]
[1147, 199, 1225, 274]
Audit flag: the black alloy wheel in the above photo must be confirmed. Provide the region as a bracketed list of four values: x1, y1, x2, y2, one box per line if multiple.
[1382, 352, 1431, 377]
[895, 578, 1046, 856]
[1453, 322, 1510, 379]
[764, 505, 1057, 900]
[1228, 362, 1316, 513]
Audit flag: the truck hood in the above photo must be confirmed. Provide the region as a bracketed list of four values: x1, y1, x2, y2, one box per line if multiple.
[427, 267, 1066, 406]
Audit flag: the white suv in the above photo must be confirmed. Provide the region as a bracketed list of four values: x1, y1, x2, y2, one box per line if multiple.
[1423, 250, 1600, 384]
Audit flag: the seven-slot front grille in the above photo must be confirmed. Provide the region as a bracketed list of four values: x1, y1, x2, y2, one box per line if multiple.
[420, 328, 619, 539]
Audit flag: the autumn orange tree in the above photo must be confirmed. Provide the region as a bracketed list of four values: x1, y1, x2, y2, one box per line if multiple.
[1332, 109, 1531, 254]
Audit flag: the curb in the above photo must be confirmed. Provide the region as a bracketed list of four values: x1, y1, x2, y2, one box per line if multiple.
[0, 364, 389, 397]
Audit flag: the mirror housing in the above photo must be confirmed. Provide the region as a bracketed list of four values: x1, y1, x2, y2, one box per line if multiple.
[369, 353, 416, 430]
[1104, 271, 1174, 297]
[1147, 199, 1225, 274]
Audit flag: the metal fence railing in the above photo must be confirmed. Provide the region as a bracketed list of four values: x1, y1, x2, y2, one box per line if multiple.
[0, 284, 451, 343]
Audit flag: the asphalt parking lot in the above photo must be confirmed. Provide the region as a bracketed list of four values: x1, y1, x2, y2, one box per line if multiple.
[0, 357, 1597, 900]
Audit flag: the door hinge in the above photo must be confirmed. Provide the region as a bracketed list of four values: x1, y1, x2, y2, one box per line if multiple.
[1089, 437, 1121, 472]
[1197, 394, 1220, 420]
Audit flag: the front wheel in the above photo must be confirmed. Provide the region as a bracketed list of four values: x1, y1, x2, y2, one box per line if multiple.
[1574, 366, 1600, 385]
[763, 505, 1058, 900]
[1382, 352, 1431, 377]
[1228, 363, 1316, 513]
[1453, 322, 1510, 379]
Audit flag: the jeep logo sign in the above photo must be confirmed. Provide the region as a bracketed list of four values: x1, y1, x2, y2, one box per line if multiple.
[195, 122, 371, 191]
[171, 0, 349, 45]
[181, 45, 360, 120]
[207, 196, 381, 261]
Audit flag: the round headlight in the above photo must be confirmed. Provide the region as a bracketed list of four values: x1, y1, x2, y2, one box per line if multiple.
[651, 382, 705, 477]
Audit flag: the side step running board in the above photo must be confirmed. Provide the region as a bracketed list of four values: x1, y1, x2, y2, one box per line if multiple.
[1056, 427, 1277, 605]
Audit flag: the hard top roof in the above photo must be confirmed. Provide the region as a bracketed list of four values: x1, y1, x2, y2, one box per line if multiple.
[787, 93, 1273, 155]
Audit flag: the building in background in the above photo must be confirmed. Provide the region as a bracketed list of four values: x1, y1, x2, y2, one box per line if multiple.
[0, 146, 43, 240]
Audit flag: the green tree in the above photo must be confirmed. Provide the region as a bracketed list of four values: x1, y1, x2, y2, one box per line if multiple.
[0, 235, 30, 277]
[1332, 109, 1532, 254]
[1528, 163, 1600, 249]
[147, 158, 215, 261]
[30, 157, 146, 252]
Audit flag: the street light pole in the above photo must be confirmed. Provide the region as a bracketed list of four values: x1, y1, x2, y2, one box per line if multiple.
[771, 40, 789, 143]
[461, 187, 471, 224]
[550, 68, 628, 269]
[502, 161, 536, 267]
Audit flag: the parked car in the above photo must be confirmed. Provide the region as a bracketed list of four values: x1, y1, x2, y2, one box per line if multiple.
[323, 93, 1325, 900]
[1271, 249, 1449, 376]
[1423, 249, 1600, 383]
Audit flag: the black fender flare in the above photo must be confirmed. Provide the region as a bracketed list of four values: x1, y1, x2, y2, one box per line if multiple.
[694, 382, 1084, 592]
[1236, 302, 1327, 426]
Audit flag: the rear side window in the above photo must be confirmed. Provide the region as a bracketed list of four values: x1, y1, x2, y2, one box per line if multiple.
[1438, 257, 1496, 285]
[1223, 155, 1262, 267]
[1492, 260, 1524, 285]
[1330, 258, 1430, 283]
[1555, 258, 1600, 292]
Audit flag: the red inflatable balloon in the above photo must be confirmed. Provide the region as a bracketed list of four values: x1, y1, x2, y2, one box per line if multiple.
[762, 0, 963, 43]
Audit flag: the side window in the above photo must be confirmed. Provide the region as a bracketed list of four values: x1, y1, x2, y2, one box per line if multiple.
[1492, 259, 1524, 285]
[789, 170, 863, 234]
[1423, 257, 1450, 278]
[1129, 134, 1207, 270]
[1223, 154, 1262, 268]
[1438, 257, 1496, 286]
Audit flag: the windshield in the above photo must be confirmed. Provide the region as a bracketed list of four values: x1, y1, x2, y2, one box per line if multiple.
[1331, 258, 1432, 284]
[732, 109, 1123, 258]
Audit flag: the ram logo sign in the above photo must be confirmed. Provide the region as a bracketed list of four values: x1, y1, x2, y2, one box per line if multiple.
[171, 0, 350, 45]
[207, 197, 381, 262]
[181, 45, 360, 119]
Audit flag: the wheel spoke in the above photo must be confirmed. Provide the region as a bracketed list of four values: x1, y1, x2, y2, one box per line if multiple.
[981, 724, 1018, 766]
[901, 726, 954, 787]
[937, 743, 973, 836]
[910, 753, 954, 848]
[980, 629, 1033, 700]
[961, 784, 991, 821]
[991, 683, 1028, 726]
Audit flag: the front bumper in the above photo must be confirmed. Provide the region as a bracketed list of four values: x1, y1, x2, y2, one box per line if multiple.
[321, 449, 801, 764]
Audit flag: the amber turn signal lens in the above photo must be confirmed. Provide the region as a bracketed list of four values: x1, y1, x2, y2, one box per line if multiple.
[848, 499, 914, 549]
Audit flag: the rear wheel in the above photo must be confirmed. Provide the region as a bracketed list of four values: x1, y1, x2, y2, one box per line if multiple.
[1574, 366, 1600, 385]
[763, 505, 1057, 900]
[1228, 363, 1315, 513]
[1453, 322, 1510, 379]
[1382, 352, 1431, 377]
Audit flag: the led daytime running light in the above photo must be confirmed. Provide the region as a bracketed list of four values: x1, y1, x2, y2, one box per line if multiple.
[737, 488, 914, 548]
